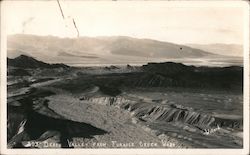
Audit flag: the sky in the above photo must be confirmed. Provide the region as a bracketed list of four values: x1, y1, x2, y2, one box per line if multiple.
[3, 1, 247, 44]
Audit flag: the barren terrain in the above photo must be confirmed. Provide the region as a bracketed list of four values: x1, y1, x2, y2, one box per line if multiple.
[7, 55, 243, 148]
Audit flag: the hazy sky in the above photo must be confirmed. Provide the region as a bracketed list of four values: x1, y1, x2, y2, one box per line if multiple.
[3, 1, 247, 44]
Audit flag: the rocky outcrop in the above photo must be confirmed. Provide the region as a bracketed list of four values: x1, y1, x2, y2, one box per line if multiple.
[83, 96, 243, 130]
[138, 106, 215, 126]
[84, 96, 136, 106]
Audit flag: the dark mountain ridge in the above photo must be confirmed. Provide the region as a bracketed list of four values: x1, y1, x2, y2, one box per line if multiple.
[139, 62, 243, 90]
[53, 61, 243, 95]
[8, 54, 243, 91]
[7, 55, 70, 69]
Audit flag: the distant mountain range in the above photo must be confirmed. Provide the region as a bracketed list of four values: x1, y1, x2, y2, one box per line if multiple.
[7, 34, 225, 65]
[187, 43, 243, 57]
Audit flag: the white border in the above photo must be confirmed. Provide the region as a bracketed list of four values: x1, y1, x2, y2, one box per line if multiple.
[1, 1, 249, 155]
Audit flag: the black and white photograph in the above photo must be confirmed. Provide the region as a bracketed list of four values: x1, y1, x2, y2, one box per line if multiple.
[1, 0, 249, 154]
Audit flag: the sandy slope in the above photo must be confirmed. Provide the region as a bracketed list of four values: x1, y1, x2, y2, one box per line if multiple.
[47, 93, 179, 148]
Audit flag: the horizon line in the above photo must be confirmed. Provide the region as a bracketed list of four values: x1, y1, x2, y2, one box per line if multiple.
[7, 33, 243, 45]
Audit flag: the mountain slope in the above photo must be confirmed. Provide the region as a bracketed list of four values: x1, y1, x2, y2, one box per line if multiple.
[107, 36, 214, 58]
[187, 43, 243, 57]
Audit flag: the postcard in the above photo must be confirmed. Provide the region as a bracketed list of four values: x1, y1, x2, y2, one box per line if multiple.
[1, 0, 249, 155]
